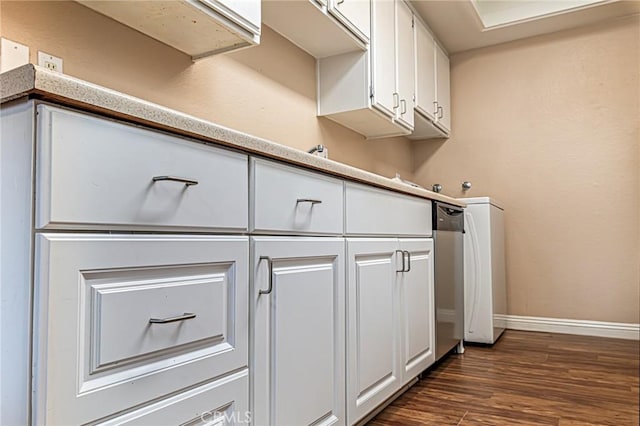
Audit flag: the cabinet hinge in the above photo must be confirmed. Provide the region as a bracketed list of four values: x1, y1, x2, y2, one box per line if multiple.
[369, 86, 374, 99]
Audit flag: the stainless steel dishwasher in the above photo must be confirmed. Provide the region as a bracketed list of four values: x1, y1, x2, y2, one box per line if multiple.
[433, 201, 465, 361]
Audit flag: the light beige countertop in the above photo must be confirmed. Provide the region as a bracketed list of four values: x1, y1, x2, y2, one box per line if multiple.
[1, 64, 464, 207]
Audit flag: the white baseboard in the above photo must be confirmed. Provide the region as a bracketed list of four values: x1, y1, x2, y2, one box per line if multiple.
[494, 314, 640, 340]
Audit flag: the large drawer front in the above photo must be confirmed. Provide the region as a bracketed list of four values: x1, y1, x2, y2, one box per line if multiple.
[97, 370, 249, 426]
[345, 183, 432, 236]
[251, 158, 344, 234]
[33, 234, 248, 426]
[36, 105, 248, 231]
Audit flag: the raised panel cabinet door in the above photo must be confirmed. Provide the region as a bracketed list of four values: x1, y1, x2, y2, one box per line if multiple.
[252, 237, 345, 426]
[370, 0, 396, 118]
[435, 43, 451, 133]
[398, 238, 435, 383]
[32, 234, 249, 425]
[395, 0, 415, 130]
[414, 18, 436, 121]
[346, 238, 401, 425]
[328, 0, 371, 42]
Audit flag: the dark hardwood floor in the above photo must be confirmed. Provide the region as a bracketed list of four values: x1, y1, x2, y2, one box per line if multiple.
[369, 330, 640, 425]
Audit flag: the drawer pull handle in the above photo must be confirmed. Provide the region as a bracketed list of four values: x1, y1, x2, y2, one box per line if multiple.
[259, 256, 274, 295]
[149, 312, 196, 324]
[404, 250, 411, 272]
[396, 250, 405, 273]
[152, 176, 199, 186]
[296, 198, 322, 205]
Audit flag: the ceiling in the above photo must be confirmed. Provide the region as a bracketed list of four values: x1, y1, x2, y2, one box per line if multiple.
[410, 0, 640, 54]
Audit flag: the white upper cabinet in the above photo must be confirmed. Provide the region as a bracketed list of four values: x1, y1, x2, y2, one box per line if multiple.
[76, 0, 261, 59]
[395, 0, 415, 130]
[414, 19, 436, 123]
[263, 0, 368, 59]
[328, 0, 371, 42]
[411, 17, 451, 139]
[318, 0, 416, 139]
[435, 43, 451, 133]
[371, 0, 414, 129]
[371, 0, 396, 118]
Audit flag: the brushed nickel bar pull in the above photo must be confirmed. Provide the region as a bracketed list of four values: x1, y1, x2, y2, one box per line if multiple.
[404, 250, 411, 272]
[152, 176, 199, 186]
[438, 105, 444, 119]
[149, 312, 196, 324]
[400, 99, 407, 115]
[296, 198, 323, 205]
[396, 250, 405, 273]
[259, 256, 274, 295]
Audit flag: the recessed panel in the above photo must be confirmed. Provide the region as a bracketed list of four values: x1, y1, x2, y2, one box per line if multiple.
[355, 255, 395, 400]
[84, 264, 232, 373]
[273, 258, 337, 426]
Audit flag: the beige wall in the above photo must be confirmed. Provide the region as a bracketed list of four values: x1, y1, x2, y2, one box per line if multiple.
[414, 15, 640, 323]
[0, 0, 414, 180]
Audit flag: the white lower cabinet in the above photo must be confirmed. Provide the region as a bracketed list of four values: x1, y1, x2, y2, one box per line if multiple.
[98, 370, 249, 426]
[33, 234, 249, 425]
[252, 237, 345, 426]
[398, 239, 436, 382]
[346, 238, 434, 424]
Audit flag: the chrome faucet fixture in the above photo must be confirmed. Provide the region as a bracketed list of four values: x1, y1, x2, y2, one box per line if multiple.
[307, 144, 328, 159]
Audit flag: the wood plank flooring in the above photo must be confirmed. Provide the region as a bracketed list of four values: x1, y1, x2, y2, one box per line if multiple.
[369, 330, 639, 425]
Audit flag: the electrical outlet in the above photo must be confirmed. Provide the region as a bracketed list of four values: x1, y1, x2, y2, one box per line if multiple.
[1, 38, 30, 73]
[38, 51, 63, 73]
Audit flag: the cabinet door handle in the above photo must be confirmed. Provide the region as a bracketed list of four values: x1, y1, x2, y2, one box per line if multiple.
[396, 250, 405, 273]
[152, 175, 199, 186]
[393, 93, 400, 109]
[403, 250, 411, 272]
[296, 198, 323, 205]
[337, 0, 345, 4]
[433, 101, 439, 117]
[149, 312, 196, 324]
[400, 99, 407, 115]
[259, 256, 274, 295]
[438, 105, 444, 119]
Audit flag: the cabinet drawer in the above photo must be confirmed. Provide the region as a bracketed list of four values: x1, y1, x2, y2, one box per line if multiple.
[345, 183, 432, 236]
[97, 370, 248, 426]
[36, 105, 248, 231]
[33, 234, 248, 425]
[251, 158, 343, 234]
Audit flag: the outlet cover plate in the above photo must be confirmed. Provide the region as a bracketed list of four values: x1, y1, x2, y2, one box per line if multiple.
[38, 51, 63, 73]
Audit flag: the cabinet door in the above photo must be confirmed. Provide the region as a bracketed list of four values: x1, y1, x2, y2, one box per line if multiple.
[33, 234, 248, 425]
[435, 43, 451, 133]
[398, 238, 435, 383]
[346, 238, 401, 425]
[414, 19, 436, 121]
[370, 0, 396, 118]
[395, 0, 414, 130]
[328, 0, 371, 42]
[253, 237, 345, 426]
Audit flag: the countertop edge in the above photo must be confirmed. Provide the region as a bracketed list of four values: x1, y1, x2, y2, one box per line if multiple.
[1, 64, 465, 208]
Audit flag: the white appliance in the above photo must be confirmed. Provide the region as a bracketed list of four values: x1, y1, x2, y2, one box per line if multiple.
[459, 197, 507, 344]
